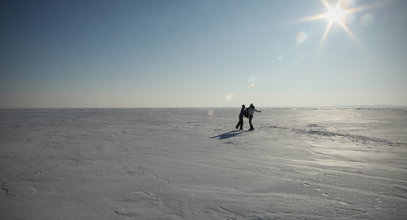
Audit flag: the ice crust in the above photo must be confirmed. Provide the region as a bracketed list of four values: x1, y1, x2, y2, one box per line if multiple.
[1, 108, 406, 219]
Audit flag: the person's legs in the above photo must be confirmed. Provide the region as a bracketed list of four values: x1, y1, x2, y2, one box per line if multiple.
[236, 118, 242, 129]
[249, 116, 253, 130]
[239, 117, 244, 130]
[236, 117, 243, 130]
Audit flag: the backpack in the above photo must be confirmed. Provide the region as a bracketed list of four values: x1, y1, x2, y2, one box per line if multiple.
[243, 108, 249, 118]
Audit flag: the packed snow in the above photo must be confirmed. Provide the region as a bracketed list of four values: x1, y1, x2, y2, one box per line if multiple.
[1, 108, 406, 219]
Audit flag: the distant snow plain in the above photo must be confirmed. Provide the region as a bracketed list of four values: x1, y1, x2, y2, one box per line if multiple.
[0, 108, 406, 219]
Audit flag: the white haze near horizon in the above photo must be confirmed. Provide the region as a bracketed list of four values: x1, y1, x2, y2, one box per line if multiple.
[1, 108, 406, 219]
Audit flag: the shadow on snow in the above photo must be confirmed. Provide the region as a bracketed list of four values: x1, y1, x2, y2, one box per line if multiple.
[210, 130, 244, 140]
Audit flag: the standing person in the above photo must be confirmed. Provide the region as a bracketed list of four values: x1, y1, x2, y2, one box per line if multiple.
[248, 103, 261, 131]
[235, 105, 245, 130]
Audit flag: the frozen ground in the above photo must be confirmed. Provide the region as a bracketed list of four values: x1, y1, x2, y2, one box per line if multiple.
[0, 108, 406, 219]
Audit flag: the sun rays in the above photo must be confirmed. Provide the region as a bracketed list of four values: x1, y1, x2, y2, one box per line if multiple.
[297, 0, 384, 51]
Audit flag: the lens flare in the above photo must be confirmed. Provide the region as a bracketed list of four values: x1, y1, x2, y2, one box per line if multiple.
[296, 31, 309, 44]
[208, 109, 214, 116]
[247, 75, 257, 88]
[224, 93, 234, 101]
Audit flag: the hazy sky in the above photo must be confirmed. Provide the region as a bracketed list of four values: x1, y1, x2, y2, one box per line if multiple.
[1, 0, 406, 108]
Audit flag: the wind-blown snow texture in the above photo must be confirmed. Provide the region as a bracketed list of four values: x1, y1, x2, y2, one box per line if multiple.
[1, 108, 406, 219]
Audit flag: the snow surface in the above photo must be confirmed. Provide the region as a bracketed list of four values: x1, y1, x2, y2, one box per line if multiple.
[0, 108, 406, 219]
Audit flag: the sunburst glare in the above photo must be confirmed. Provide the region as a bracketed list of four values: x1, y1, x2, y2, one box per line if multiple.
[325, 2, 346, 23]
[296, 0, 384, 51]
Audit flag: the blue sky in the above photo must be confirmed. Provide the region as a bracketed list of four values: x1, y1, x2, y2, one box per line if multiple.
[1, 0, 406, 108]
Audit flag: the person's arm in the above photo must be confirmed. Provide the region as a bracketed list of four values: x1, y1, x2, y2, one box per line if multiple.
[254, 108, 261, 112]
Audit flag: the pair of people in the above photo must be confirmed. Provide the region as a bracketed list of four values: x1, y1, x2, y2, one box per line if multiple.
[235, 103, 261, 131]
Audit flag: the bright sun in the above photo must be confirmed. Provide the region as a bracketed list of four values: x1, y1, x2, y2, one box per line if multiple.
[326, 4, 346, 23]
[296, 0, 378, 50]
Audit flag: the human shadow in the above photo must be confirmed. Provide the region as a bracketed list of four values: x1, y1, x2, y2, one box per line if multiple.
[210, 130, 244, 140]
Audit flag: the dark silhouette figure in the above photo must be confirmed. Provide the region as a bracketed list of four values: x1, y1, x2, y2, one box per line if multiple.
[248, 103, 261, 131]
[235, 104, 245, 130]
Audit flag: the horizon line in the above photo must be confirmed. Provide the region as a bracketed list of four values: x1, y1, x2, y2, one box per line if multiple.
[1, 105, 406, 110]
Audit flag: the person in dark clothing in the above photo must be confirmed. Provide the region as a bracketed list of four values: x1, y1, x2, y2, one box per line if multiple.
[235, 104, 245, 130]
[248, 103, 261, 131]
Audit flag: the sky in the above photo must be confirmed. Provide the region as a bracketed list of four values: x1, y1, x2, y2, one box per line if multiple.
[1, 0, 406, 108]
